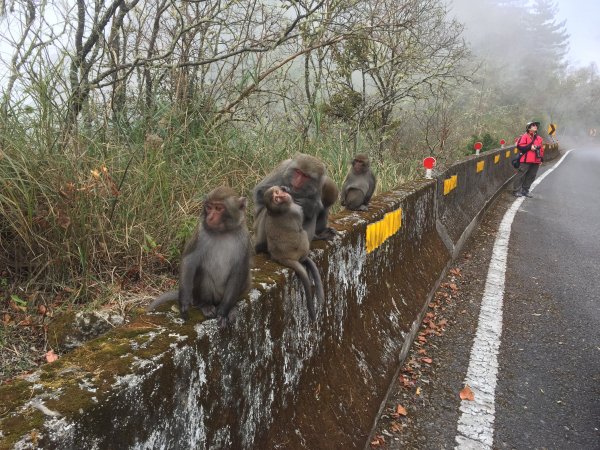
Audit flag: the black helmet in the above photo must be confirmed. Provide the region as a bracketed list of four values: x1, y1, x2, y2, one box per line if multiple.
[526, 121, 540, 131]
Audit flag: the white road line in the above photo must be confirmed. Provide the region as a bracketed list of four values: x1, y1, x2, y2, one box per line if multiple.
[455, 150, 574, 449]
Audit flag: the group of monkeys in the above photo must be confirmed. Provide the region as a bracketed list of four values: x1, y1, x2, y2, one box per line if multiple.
[146, 153, 377, 328]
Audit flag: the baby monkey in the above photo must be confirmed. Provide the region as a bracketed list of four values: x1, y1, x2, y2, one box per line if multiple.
[263, 186, 324, 321]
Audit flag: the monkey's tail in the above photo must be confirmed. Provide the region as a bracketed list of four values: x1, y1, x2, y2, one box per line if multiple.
[146, 290, 179, 312]
[276, 258, 316, 322]
[303, 257, 324, 312]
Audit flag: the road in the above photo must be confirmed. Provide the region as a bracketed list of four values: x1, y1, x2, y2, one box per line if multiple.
[369, 145, 600, 449]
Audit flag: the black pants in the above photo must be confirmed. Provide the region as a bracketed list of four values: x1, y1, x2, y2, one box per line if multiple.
[513, 163, 540, 193]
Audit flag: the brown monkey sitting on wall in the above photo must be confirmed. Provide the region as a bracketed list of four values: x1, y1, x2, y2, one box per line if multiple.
[146, 186, 252, 328]
[253, 153, 338, 253]
[340, 154, 376, 211]
[263, 185, 324, 321]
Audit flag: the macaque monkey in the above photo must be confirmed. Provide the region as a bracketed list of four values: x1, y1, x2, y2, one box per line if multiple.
[146, 187, 251, 328]
[253, 153, 337, 253]
[263, 185, 324, 321]
[340, 154, 376, 211]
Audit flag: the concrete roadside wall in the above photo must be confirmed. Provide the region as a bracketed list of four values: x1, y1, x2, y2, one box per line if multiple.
[437, 143, 560, 257]
[0, 144, 559, 450]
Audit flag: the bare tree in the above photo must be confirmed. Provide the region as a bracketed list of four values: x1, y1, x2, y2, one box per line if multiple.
[327, 0, 470, 159]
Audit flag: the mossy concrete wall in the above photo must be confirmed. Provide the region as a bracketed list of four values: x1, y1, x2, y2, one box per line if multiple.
[0, 145, 559, 450]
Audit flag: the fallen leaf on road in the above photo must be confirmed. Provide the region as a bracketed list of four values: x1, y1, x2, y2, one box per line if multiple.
[394, 404, 408, 416]
[421, 357, 433, 364]
[390, 421, 402, 432]
[416, 387, 422, 396]
[370, 435, 385, 447]
[460, 385, 475, 401]
[450, 268, 462, 276]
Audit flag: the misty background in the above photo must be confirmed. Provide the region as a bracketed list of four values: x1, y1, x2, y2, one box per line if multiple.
[0, 0, 598, 308]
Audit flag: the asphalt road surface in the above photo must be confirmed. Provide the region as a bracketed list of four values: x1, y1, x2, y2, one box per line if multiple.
[369, 145, 600, 449]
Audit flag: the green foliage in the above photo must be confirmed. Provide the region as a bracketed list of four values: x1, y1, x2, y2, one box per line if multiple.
[10, 295, 27, 307]
[321, 88, 363, 122]
[0, 107, 412, 306]
[465, 133, 498, 154]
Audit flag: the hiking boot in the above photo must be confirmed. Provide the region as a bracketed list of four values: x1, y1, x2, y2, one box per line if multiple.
[522, 191, 533, 198]
[513, 190, 523, 197]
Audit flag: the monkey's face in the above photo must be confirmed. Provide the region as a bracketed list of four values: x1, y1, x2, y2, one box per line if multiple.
[271, 187, 292, 205]
[352, 159, 367, 174]
[290, 168, 311, 191]
[204, 201, 227, 231]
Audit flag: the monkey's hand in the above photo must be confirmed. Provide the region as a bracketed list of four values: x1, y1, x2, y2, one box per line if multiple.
[217, 306, 238, 329]
[200, 305, 217, 319]
[314, 227, 337, 240]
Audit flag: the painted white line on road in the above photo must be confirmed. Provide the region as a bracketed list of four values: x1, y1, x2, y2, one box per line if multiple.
[455, 150, 574, 449]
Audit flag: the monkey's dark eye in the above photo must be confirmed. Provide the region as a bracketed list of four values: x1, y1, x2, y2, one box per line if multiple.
[206, 203, 225, 213]
[280, 186, 291, 193]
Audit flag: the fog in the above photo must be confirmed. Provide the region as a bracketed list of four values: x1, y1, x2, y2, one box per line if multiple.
[444, 0, 599, 142]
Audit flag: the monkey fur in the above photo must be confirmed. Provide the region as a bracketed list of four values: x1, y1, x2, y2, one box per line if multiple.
[253, 153, 337, 253]
[146, 186, 252, 328]
[263, 185, 324, 321]
[340, 154, 376, 211]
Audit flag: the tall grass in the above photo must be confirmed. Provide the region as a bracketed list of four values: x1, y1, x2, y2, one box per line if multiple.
[0, 110, 415, 306]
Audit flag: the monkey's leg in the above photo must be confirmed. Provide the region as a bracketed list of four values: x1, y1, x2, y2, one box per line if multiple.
[344, 189, 366, 211]
[198, 303, 217, 319]
[275, 258, 316, 322]
[215, 262, 251, 329]
[314, 209, 336, 241]
[146, 290, 179, 312]
[178, 253, 201, 320]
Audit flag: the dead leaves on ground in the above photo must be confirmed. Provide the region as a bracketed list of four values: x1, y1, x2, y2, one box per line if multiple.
[390, 421, 403, 432]
[371, 267, 465, 447]
[370, 435, 386, 447]
[450, 267, 462, 277]
[393, 404, 408, 417]
[370, 407, 406, 446]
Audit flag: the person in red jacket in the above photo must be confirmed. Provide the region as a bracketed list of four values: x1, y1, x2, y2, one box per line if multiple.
[513, 121, 544, 198]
